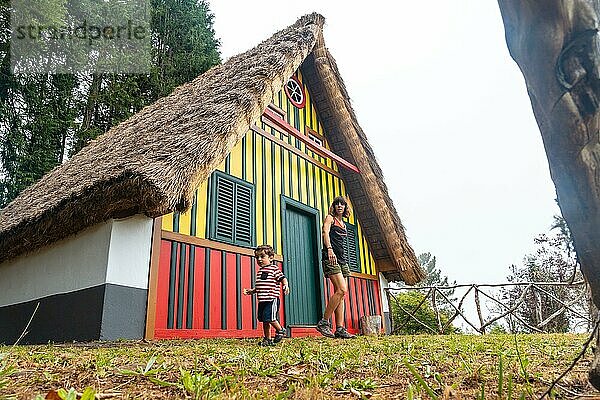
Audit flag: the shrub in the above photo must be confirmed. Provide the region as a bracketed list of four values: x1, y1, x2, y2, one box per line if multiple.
[389, 291, 456, 334]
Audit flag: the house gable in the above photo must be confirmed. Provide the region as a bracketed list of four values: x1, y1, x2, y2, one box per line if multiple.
[161, 68, 379, 277]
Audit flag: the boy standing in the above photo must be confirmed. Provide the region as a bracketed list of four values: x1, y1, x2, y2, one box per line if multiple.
[243, 245, 290, 346]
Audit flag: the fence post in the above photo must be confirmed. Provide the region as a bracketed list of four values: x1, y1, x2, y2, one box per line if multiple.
[432, 289, 443, 333]
[474, 286, 485, 334]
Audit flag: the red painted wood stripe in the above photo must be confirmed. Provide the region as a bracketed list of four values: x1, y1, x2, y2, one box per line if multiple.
[367, 281, 379, 315]
[348, 278, 357, 329]
[288, 327, 323, 338]
[241, 255, 254, 331]
[322, 277, 329, 325]
[373, 279, 382, 317]
[367, 279, 376, 315]
[359, 278, 366, 322]
[250, 257, 257, 330]
[192, 247, 206, 330]
[210, 250, 222, 330]
[185, 246, 195, 329]
[323, 277, 329, 303]
[328, 279, 335, 327]
[226, 252, 237, 331]
[343, 281, 351, 331]
[354, 278, 363, 328]
[356, 278, 363, 320]
[155, 240, 172, 330]
[354, 277, 362, 329]
[235, 255, 242, 330]
[173, 243, 181, 328]
[359, 279, 367, 320]
[262, 108, 360, 173]
[181, 244, 191, 329]
[365, 280, 372, 315]
[364, 280, 372, 315]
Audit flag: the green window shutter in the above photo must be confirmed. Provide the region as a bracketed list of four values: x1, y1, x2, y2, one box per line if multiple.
[345, 222, 361, 273]
[210, 171, 255, 247]
[234, 184, 253, 246]
[214, 175, 235, 242]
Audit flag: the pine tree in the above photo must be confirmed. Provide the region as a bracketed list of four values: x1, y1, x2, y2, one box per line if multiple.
[502, 215, 592, 332]
[0, 0, 221, 206]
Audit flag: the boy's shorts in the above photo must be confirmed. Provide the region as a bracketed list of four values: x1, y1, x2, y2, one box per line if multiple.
[257, 298, 280, 322]
[322, 256, 350, 278]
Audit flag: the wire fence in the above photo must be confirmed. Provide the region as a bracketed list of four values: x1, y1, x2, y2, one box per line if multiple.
[384, 281, 594, 334]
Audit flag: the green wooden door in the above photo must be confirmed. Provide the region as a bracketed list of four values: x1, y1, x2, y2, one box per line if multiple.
[284, 204, 321, 326]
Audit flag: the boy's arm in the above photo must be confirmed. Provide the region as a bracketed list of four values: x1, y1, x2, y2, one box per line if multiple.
[281, 277, 290, 295]
[243, 287, 256, 295]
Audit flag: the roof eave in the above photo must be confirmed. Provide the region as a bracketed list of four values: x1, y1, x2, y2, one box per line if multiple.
[301, 33, 425, 285]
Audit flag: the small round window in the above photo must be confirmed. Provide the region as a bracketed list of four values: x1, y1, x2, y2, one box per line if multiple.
[284, 76, 306, 108]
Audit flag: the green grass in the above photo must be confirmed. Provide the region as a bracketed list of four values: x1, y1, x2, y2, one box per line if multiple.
[0, 333, 594, 399]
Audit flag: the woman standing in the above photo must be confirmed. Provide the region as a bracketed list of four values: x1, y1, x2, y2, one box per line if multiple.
[315, 196, 356, 339]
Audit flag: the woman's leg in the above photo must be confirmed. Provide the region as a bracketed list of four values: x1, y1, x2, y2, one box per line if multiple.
[323, 273, 348, 322]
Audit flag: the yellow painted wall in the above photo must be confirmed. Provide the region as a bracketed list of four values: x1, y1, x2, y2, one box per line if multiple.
[163, 71, 378, 275]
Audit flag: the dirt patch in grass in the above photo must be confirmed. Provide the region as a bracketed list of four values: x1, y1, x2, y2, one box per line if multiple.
[0, 334, 596, 399]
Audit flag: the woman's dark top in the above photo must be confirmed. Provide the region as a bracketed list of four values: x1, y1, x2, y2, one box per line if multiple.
[323, 217, 347, 265]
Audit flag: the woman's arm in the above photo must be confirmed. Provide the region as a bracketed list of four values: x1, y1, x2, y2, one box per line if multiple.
[322, 215, 333, 247]
[322, 215, 337, 264]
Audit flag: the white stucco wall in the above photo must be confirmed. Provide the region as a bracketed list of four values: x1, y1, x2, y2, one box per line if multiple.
[106, 215, 153, 289]
[379, 273, 390, 312]
[0, 215, 153, 307]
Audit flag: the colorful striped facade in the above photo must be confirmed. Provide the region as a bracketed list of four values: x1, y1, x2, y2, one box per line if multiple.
[148, 71, 384, 339]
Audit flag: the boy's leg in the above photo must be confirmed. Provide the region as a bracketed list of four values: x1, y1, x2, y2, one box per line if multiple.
[270, 320, 283, 332]
[263, 322, 271, 339]
[271, 320, 286, 343]
[257, 301, 274, 346]
[267, 299, 283, 333]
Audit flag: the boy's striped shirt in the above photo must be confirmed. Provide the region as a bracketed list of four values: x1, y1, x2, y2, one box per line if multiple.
[255, 263, 285, 301]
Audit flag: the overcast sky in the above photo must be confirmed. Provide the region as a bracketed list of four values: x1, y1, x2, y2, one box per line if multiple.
[206, 0, 561, 286]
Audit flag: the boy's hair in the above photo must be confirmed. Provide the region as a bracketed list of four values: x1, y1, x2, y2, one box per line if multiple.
[255, 244, 275, 258]
[328, 196, 350, 218]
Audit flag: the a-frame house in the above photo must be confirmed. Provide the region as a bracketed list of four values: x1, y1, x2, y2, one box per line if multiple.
[0, 13, 424, 343]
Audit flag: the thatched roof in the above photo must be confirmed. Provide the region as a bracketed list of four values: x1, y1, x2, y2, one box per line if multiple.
[0, 13, 424, 284]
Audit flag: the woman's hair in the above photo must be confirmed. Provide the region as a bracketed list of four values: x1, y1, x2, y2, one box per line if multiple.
[328, 196, 350, 218]
[255, 244, 275, 258]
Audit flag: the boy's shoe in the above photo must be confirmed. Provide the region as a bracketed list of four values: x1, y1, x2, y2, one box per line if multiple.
[273, 329, 287, 343]
[258, 338, 275, 347]
[316, 319, 335, 338]
[334, 326, 356, 339]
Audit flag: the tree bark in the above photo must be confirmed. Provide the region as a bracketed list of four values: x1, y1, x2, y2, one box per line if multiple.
[497, 0, 600, 387]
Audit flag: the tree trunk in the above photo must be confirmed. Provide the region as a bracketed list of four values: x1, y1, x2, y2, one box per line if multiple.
[497, 0, 600, 387]
[82, 73, 102, 132]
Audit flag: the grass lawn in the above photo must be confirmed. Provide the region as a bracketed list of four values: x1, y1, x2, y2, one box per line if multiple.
[0, 333, 595, 399]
